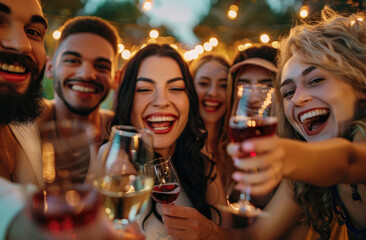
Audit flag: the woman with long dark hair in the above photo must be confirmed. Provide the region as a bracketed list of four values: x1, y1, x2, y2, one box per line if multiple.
[111, 44, 231, 239]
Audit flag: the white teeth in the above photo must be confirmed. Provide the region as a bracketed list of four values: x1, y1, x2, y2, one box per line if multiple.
[71, 85, 95, 93]
[152, 126, 169, 131]
[147, 116, 175, 122]
[0, 63, 26, 73]
[2, 63, 8, 71]
[300, 109, 329, 123]
[204, 101, 219, 107]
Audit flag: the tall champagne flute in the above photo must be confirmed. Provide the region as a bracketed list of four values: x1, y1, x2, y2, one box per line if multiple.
[97, 125, 154, 230]
[144, 157, 181, 205]
[223, 84, 277, 217]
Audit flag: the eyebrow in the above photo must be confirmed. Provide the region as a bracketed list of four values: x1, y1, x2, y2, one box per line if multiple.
[280, 66, 317, 88]
[62, 51, 82, 58]
[136, 77, 184, 83]
[238, 78, 272, 84]
[61, 51, 112, 65]
[0, 3, 48, 29]
[31, 15, 48, 30]
[0, 3, 10, 14]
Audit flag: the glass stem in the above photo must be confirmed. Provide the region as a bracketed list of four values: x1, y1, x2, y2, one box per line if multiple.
[239, 186, 251, 202]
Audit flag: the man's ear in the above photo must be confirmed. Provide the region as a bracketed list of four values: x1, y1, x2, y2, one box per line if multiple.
[111, 69, 122, 89]
[45, 56, 53, 79]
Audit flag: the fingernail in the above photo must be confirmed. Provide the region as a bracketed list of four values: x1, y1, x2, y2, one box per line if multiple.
[242, 141, 254, 151]
[233, 157, 240, 166]
[232, 172, 241, 181]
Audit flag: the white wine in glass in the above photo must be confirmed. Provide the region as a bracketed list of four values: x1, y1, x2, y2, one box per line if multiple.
[98, 125, 154, 230]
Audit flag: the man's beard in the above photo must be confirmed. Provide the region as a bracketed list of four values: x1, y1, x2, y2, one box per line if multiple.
[54, 80, 108, 116]
[0, 53, 45, 125]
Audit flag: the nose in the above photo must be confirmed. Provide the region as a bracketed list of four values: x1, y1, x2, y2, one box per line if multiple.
[245, 87, 263, 107]
[75, 62, 97, 80]
[207, 84, 217, 97]
[1, 28, 32, 54]
[291, 87, 311, 107]
[152, 88, 170, 108]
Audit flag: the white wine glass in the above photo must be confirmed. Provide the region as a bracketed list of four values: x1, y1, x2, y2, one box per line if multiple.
[97, 125, 154, 231]
[222, 84, 277, 217]
[144, 156, 181, 205]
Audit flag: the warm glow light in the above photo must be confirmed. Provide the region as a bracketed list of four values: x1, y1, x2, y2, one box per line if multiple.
[195, 45, 204, 54]
[53, 30, 61, 40]
[209, 37, 218, 47]
[260, 34, 270, 43]
[299, 6, 309, 19]
[118, 43, 125, 53]
[271, 41, 280, 49]
[227, 4, 239, 20]
[149, 29, 159, 39]
[203, 42, 213, 52]
[42, 142, 55, 184]
[244, 43, 253, 49]
[191, 50, 199, 60]
[238, 44, 246, 51]
[183, 51, 191, 61]
[142, 0, 153, 11]
[121, 49, 131, 60]
[170, 44, 178, 49]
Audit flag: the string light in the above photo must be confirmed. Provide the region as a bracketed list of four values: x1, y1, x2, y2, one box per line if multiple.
[209, 37, 218, 47]
[227, 1, 239, 20]
[118, 43, 125, 53]
[194, 45, 204, 54]
[142, 0, 153, 12]
[271, 41, 280, 49]
[299, 1, 309, 19]
[149, 29, 159, 39]
[121, 49, 131, 60]
[260, 34, 270, 43]
[52, 30, 61, 40]
[203, 42, 213, 52]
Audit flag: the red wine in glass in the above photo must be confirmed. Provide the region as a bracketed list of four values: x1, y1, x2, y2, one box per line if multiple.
[151, 183, 181, 204]
[229, 117, 277, 143]
[30, 186, 100, 233]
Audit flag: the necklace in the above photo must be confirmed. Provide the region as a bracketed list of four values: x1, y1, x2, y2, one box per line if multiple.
[351, 184, 361, 201]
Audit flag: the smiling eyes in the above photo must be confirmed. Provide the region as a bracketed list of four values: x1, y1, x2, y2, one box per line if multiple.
[62, 58, 111, 72]
[136, 86, 186, 93]
[281, 77, 326, 99]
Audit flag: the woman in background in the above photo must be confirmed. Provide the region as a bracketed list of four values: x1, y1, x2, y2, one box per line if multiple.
[190, 54, 229, 164]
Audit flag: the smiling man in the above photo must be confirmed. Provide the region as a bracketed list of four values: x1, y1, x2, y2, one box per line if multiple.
[0, 0, 47, 237]
[39, 16, 120, 147]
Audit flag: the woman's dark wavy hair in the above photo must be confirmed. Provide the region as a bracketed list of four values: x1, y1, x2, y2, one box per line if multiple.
[276, 7, 366, 239]
[110, 44, 220, 226]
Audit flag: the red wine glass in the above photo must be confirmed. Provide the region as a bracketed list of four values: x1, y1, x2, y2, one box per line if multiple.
[144, 156, 181, 205]
[223, 84, 277, 217]
[30, 120, 100, 238]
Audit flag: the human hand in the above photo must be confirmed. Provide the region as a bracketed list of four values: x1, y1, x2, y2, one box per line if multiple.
[161, 205, 220, 240]
[226, 135, 285, 196]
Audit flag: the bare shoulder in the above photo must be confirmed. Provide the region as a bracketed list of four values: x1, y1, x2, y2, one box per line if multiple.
[36, 99, 54, 127]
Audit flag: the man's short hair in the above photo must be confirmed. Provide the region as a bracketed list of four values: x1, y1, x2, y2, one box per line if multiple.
[57, 16, 119, 54]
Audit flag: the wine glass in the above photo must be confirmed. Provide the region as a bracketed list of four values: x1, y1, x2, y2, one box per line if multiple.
[30, 120, 100, 237]
[97, 125, 154, 231]
[223, 84, 277, 217]
[144, 156, 181, 205]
